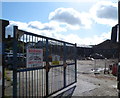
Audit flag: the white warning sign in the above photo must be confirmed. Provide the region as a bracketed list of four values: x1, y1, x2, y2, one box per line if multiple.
[0, 66, 2, 86]
[27, 48, 43, 68]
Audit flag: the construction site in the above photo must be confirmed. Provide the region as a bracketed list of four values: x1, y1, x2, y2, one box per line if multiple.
[0, 1, 120, 98]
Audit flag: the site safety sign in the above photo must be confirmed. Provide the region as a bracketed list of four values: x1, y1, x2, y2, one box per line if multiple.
[27, 48, 43, 67]
[52, 55, 60, 65]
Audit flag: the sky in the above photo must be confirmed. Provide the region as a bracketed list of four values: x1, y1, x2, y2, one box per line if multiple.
[1, 0, 118, 46]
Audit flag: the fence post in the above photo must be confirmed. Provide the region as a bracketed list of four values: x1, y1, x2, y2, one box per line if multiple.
[118, 1, 120, 97]
[74, 43, 77, 82]
[63, 42, 66, 87]
[13, 26, 18, 97]
[46, 38, 49, 96]
[0, 19, 9, 98]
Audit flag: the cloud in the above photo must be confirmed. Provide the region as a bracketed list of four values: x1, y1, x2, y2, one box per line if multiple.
[64, 31, 111, 45]
[49, 8, 92, 29]
[8, 20, 67, 37]
[6, 20, 111, 45]
[28, 21, 54, 31]
[53, 32, 111, 45]
[96, 5, 117, 20]
[90, 1, 117, 26]
[48, 1, 117, 29]
[49, 8, 82, 25]
[7, 2, 115, 45]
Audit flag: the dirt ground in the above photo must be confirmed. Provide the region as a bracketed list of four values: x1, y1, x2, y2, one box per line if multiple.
[73, 59, 118, 97]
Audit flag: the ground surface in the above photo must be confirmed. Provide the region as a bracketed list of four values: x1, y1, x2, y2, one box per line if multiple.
[73, 59, 118, 97]
[4, 59, 119, 97]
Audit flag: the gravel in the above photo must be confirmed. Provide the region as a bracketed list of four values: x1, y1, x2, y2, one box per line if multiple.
[73, 59, 118, 97]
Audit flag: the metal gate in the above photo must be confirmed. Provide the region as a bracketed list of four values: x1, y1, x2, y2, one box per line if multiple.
[3, 25, 77, 97]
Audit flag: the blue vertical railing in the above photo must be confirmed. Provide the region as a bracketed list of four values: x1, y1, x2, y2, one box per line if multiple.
[46, 38, 49, 96]
[63, 42, 66, 87]
[74, 43, 77, 82]
[13, 26, 18, 97]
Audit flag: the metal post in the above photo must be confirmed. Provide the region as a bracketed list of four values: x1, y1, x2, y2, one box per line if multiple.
[94, 59, 96, 70]
[74, 43, 77, 82]
[13, 26, 18, 97]
[118, 0, 120, 66]
[118, 0, 120, 97]
[117, 1, 120, 60]
[63, 42, 66, 87]
[0, 19, 9, 98]
[104, 59, 107, 74]
[46, 38, 49, 96]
